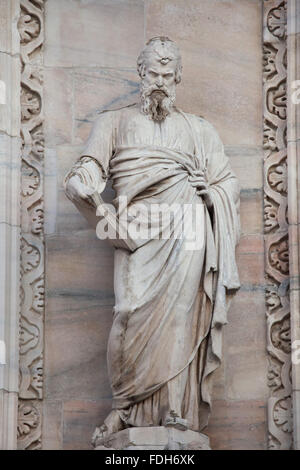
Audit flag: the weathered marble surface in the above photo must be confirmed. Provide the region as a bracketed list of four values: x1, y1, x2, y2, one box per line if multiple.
[44, 0, 145, 68]
[146, 0, 262, 147]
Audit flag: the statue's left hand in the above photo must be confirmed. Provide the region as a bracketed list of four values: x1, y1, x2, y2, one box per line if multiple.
[188, 172, 213, 209]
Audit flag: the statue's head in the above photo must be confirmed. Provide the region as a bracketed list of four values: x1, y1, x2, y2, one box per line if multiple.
[137, 37, 182, 121]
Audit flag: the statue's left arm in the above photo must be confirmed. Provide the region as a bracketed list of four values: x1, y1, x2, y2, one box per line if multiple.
[195, 119, 241, 422]
[200, 119, 241, 318]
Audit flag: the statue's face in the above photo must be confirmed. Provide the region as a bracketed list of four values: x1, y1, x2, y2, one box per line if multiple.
[140, 55, 177, 121]
[142, 56, 177, 98]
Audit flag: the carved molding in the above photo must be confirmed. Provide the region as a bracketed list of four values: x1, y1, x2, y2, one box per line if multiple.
[286, 0, 300, 450]
[17, 400, 42, 450]
[18, 0, 45, 450]
[263, 0, 293, 450]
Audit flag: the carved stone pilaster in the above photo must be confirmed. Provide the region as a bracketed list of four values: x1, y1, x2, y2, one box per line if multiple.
[0, 0, 21, 451]
[263, 0, 293, 450]
[18, 0, 45, 450]
[286, 0, 300, 451]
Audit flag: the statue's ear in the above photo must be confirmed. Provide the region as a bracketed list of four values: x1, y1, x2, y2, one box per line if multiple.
[137, 63, 146, 79]
[175, 65, 182, 85]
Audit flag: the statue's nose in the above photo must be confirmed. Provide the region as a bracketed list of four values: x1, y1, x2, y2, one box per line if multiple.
[156, 77, 163, 87]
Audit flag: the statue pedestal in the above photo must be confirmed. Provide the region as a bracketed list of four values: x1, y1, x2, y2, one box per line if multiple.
[95, 427, 211, 450]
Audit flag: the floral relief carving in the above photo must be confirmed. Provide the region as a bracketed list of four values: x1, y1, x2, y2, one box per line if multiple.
[21, 238, 40, 274]
[267, 2, 287, 38]
[266, 285, 282, 313]
[269, 237, 289, 275]
[20, 318, 39, 356]
[18, 0, 45, 450]
[271, 316, 291, 353]
[263, 0, 291, 450]
[31, 125, 44, 159]
[263, 44, 278, 80]
[273, 397, 293, 433]
[21, 160, 40, 197]
[268, 357, 283, 392]
[264, 196, 279, 233]
[264, 120, 278, 151]
[17, 401, 42, 450]
[267, 81, 287, 120]
[31, 276, 45, 313]
[18, 9, 40, 44]
[31, 204, 44, 234]
[21, 85, 41, 121]
[268, 158, 287, 194]
[28, 357, 43, 397]
[18, 403, 39, 437]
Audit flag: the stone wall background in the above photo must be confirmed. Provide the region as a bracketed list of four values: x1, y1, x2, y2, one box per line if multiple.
[43, 0, 267, 450]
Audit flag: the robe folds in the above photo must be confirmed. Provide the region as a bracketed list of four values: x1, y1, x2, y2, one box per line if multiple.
[74, 104, 240, 431]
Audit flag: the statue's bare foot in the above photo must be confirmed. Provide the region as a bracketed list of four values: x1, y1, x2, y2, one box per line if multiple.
[164, 411, 188, 431]
[92, 410, 124, 448]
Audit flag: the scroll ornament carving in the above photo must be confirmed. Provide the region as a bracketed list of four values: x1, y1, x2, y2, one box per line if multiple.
[268, 357, 283, 392]
[263, 121, 277, 151]
[264, 197, 279, 233]
[267, 2, 287, 38]
[263, 0, 292, 450]
[267, 81, 287, 119]
[271, 316, 291, 353]
[17, 402, 42, 450]
[21, 237, 40, 273]
[263, 44, 277, 80]
[268, 159, 287, 194]
[18, 0, 45, 450]
[266, 285, 282, 313]
[269, 237, 289, 275]
[18, 11, 40, 44]
[21, 85, 40, 121]
[21, 160, 40, 197]
[273, 397, 293, 433]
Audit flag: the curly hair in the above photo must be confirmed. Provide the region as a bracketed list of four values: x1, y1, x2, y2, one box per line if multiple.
[137, 37, 182, 84]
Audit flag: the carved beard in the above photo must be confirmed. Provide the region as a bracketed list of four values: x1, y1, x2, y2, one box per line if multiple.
[140, 83, 176, 121]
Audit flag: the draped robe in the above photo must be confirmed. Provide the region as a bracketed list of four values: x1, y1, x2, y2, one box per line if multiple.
[68, 104, 240, 431]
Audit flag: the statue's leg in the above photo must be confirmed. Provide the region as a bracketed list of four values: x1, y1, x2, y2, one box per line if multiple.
[164, 367, 189, 430]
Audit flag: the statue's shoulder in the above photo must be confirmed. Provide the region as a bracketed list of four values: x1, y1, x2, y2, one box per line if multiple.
[180, 110, 219, 138]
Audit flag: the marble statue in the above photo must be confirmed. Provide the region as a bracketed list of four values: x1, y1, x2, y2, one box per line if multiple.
[64, 37, 240, 449]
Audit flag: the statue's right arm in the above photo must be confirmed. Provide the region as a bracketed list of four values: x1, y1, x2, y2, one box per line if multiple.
[63, 156, 107, 207]
[64, 110, 116, 206]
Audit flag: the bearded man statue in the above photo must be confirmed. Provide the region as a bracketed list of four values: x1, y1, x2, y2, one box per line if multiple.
[64, 37, 240, 449]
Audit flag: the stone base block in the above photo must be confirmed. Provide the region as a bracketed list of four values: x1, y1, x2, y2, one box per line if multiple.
[95, 426, 210, 450]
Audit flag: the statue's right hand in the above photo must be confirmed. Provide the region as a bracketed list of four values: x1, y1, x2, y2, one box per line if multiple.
[65, 175, 95, 206]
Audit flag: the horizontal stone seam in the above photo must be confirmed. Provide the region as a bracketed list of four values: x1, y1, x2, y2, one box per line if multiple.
[0, 387, 19, 394]
[0, 50, 20, 59]
[43, 65, 138, 71]
[58, 398, 113, 403]
[0, 221, 20, 229]
[233, 285, 265, 292]
[0, 130, 21, 140]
